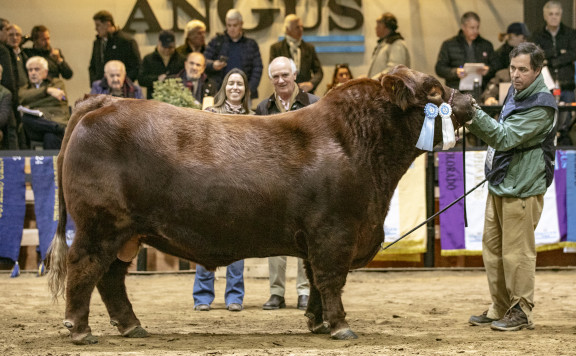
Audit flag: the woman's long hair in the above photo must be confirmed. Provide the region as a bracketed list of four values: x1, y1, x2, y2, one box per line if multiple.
[327, 63, 353, 91]
[212, 68, 251, 112]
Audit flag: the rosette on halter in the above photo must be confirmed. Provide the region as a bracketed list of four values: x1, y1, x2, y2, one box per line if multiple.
[439, 103, 456, 149]
[416, 103, 438, 151]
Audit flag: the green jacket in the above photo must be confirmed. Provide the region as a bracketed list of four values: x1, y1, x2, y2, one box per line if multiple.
[468, 73, 555, 198]
[18, 77, 70, 125]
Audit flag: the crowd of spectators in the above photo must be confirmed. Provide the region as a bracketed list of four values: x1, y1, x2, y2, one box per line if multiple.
[0, 2, 575, 150]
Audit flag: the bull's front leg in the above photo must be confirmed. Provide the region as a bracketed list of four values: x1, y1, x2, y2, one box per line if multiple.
[96, 259, 148, 339]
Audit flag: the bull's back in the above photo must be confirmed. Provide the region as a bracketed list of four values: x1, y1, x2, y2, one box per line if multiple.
[63, 99, 354, 259]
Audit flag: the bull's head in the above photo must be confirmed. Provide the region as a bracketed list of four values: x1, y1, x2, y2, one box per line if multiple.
[380, 65, 476, 150]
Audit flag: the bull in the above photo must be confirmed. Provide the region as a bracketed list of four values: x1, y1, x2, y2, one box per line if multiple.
[48, 66, 475, 344]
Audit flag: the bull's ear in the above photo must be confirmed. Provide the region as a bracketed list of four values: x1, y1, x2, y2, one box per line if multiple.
[381, 74, 415, 111]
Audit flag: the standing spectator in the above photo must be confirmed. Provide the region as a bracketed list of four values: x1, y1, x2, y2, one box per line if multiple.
[367, 12, 411, 79]
[204, 9, 263, 99]
[91, 60, 143, 98]
[0, 64, 18, 149]
[6, 24, 28, 88]
[435, 12, 494, 90]
[89, 10, 141, 86]
[530, 1, 576, 143]
[140, 30, 185, 99]
[22, 25, 74, 80]
[491, 23, 530, 74]
[0, 19, 16, 102]
[193, 69, 253, 313]
[325, 63, 353, 94]
[173, 52, 217, 104]
[255, 56, 317, 311]
[19, 56, 68, 149]
[481, 22, 529, 105]
[270, 14, 323, 94]
[176, 20, 206, 57]
[467, 42, 557, 331]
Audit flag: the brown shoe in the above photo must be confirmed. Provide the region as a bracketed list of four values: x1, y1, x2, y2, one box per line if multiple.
[469, 310, 498, 326]
[490, 306, 534, 331]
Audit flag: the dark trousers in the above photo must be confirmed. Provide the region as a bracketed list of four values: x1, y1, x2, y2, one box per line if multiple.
[21, 113, 64, 149]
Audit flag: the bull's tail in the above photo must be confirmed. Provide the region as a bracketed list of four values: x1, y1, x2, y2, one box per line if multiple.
[48, 95, 119, 301]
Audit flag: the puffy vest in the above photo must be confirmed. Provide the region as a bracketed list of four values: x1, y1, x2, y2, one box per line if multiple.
[485, 85, 558, 187]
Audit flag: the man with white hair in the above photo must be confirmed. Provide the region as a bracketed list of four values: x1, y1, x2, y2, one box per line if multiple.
[255, 56, 319, 311]
[18, 56, 68, 149]
[204, 9, 263, 99]
[6, 24, 28, 87]
[269, 14, 323, 94]
[91, 60, 143, 98]
[530, 0, 576, 144]
[176, 19, 207, 57]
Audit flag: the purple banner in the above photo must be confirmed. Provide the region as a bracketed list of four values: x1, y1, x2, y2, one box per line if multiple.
[438, 152, 465, 250]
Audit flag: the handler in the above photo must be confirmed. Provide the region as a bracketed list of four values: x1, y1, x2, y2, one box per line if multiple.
[466, 42, 557, 331]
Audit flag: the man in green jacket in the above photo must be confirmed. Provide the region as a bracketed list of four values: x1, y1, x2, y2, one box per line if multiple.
[19, 56, 68, 149]
[467, 42, 557, 331]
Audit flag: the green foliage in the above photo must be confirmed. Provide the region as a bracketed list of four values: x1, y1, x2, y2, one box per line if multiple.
[152, 78, 201, 109]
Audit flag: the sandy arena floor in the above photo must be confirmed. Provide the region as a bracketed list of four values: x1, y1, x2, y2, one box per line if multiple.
[1, 269, 575, 355]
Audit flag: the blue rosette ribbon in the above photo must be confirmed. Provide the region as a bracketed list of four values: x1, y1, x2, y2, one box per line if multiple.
[416, 103, 438, 151]
[439, 103, 456, 150]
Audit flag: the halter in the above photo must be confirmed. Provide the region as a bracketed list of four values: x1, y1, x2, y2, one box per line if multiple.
[415, 88, 457, 151]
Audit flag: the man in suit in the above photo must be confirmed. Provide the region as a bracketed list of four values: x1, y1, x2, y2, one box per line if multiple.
[269, 14, 323, 94]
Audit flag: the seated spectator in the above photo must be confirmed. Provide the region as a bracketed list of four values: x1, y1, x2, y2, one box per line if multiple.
[173, 52, 217, 104]
[140, 30, 185, 99]
[91, 60, 143, 98]
[0, 64, 18, 149]
[23, 25, 74, 80]
[325, 63, 353, 93]
[18, 56, 68, 149]
[176, 20, 206, 57]
[482, 23, 529, 105]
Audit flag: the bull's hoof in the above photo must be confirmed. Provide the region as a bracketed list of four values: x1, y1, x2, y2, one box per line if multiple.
[330, 328, 358, 340]
[308, 320, 331, 334]
[122, 325, 149, 338]
[71, 333, 98, 345]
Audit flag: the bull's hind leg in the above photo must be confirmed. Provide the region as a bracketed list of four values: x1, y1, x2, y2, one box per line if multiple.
[96, 259, 148, 338]
[64, 233, 118, 345]
[309, 245, 358, 340]
[303, 260, 330, 334]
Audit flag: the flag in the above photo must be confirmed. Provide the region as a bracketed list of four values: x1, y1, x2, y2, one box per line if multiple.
[0, 157, 26, 265]
[30, 156, 58, 262]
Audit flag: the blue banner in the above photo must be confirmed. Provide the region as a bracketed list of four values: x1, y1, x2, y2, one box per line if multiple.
[30, 156, 58, 262]
[0, 157, 26, 262]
